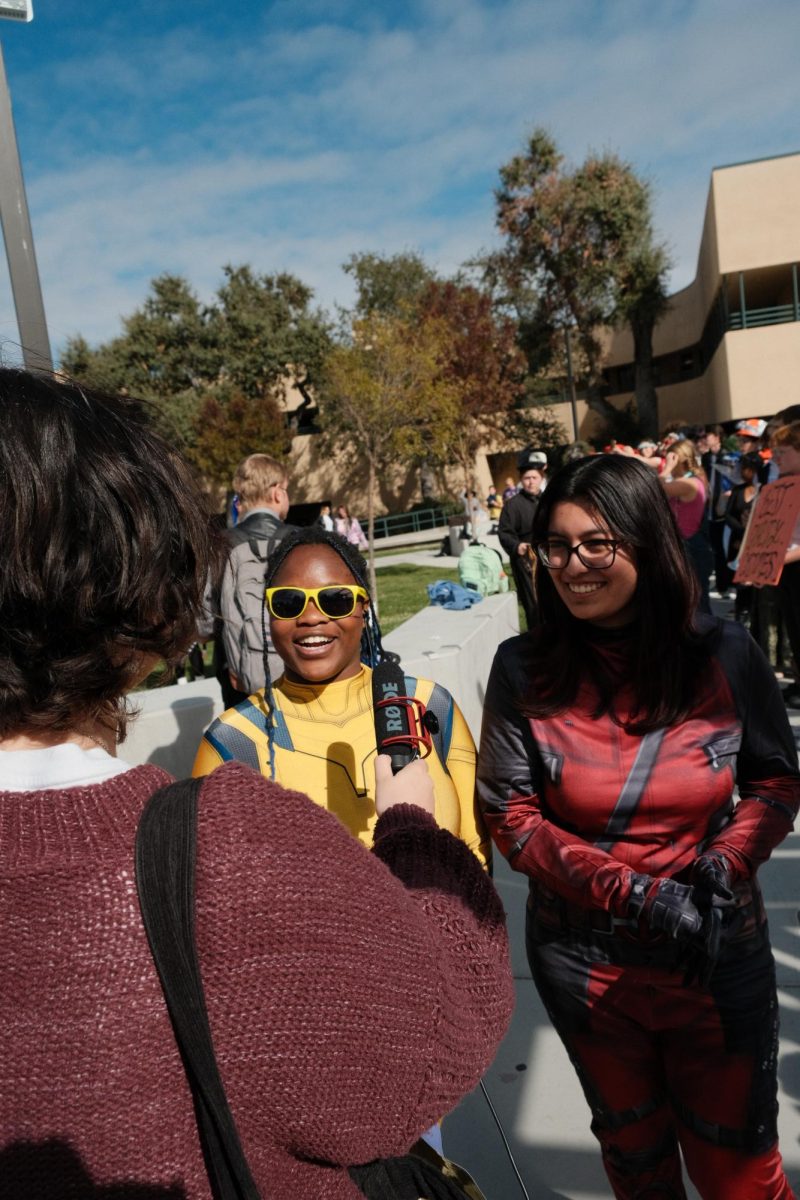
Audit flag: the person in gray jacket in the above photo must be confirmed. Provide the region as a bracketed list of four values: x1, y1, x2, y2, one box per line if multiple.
[212, 454, 293, 707]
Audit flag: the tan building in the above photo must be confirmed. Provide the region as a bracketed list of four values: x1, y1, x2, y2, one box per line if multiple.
[601, 151, 800, 430]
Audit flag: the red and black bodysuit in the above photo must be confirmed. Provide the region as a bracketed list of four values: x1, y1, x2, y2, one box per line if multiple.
[478, 615, 799, 1200]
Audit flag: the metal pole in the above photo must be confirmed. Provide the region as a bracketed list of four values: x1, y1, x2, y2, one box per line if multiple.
[564, 326, 579, 441]
[0, 41, 52, 372]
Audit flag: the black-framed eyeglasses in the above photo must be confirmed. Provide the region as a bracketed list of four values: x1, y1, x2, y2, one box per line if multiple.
[535, 538, 624, 570]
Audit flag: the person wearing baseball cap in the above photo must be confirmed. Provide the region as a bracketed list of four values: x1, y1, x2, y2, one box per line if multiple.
[518, 447, 548, 475]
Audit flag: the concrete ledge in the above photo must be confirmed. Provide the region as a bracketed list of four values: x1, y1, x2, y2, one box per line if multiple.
[373, 525, 449, 549]
[120, 591, 519, 773]
[122, 677, 223, 777]
[383, 591, 519, 741]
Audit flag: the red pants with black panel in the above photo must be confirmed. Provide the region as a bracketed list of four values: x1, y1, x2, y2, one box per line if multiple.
[527, 910, 795, 1200]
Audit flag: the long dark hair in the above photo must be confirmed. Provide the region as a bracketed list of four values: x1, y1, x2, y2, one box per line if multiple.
[258, 527, 391, 776]
[525, 455, 708, 733]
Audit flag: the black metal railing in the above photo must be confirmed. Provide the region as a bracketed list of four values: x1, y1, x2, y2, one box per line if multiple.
[368, 506, 451, 540]
[604, 265, 800, 396]
[728, 302, 796, 330]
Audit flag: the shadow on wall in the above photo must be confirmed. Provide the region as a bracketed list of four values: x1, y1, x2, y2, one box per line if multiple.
[144, 696, 215, 777]
[0, 1139, 186, 1199]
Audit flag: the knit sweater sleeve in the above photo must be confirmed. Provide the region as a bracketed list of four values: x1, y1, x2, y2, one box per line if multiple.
[193, 763, 513, 1197]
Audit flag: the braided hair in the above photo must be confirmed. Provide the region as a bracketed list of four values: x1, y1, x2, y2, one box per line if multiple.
[259, 526, 390, 778]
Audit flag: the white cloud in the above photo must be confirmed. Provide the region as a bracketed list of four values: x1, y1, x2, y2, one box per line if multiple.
[0, 0, 796, 355]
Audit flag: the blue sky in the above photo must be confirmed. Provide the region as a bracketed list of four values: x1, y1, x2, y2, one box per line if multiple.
[0, 0, 797, 359]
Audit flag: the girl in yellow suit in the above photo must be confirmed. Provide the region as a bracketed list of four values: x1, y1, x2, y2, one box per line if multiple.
[193, 527, 490, 870]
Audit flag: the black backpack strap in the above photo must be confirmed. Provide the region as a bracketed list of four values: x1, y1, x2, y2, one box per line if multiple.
[135, 778, 261, 1200]
[247, 537, 268, 564]
[247, 533, 281, 568]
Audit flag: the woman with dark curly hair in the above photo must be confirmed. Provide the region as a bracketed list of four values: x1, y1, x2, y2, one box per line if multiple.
[0, 370, 512, 1199]
[478, 454, 798, 1200]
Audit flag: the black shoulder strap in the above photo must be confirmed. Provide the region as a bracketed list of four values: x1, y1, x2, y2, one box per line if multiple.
[247, 535, 276, 564]
[135, 778, 261, 1200]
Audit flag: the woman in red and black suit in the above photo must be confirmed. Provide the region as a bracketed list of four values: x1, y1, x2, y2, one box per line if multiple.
[479, 453, 798, 1200]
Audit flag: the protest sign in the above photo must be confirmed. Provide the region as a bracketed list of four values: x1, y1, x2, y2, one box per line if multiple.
[734, 475, 800, 586]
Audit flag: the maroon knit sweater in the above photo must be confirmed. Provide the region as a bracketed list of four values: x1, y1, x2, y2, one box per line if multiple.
[0, 760, 513, 1198]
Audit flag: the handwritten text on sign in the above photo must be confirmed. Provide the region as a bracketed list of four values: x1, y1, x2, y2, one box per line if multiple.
[734, 476, 800, 586]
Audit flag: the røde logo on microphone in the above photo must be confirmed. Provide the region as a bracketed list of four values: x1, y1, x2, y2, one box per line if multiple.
[380, 680, 405, 733]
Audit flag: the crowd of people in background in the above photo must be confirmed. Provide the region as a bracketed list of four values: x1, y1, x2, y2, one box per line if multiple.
[602, 409, 800, 709]
[302, 411, 800, 728]
[315, 501, 369, 548]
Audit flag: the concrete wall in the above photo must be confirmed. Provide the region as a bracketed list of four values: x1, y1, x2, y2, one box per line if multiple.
[120, 591, 520, 775]
[724, 323, 800, 416]
[606, 153, 800, 370]
[713, 154, 800, 275]
[123, 677, 224, 779]
[382, 591, 519, 742]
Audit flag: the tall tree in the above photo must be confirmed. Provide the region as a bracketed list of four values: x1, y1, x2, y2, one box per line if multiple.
[61, 274, 213, 447]
[210, 266, 331, 406]
[61, 267, 331, 485]
[341, 250, 444, 499]
[319, 313, 457, 605]
[343, 250, 436, 318]
[191, 383, 290, 487]
[492, 129, 670, 438]
[201, 266, 332, 474]
[418, 280, 527, 489]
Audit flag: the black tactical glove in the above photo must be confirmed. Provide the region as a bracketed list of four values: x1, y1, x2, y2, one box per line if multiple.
[682, 852, 738, 986]
[691, 850, 734, 903]
[628, 874, 705, 943]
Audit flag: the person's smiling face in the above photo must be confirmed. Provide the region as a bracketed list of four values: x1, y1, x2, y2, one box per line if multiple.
[269, 544, 367, 684]
[545, 501, 639, 628]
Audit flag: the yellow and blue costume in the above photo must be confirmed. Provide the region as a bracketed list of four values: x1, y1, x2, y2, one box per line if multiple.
[193, 665, 490, 868]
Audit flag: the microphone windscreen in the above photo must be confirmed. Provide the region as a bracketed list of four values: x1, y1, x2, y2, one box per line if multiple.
[372, 657, 417, 775]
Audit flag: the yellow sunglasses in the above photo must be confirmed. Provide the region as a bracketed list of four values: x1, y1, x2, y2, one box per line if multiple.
[265, 584, 369, 620]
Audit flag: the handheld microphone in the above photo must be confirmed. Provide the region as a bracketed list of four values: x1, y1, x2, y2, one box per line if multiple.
[372, 656, 432, 775]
